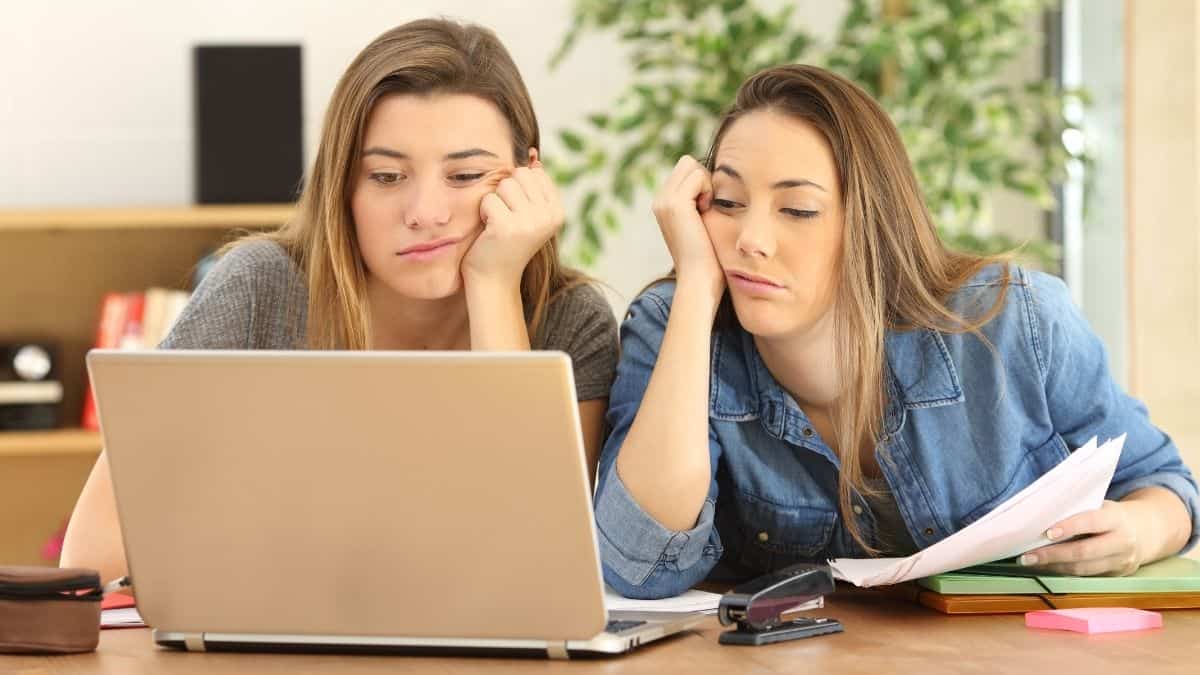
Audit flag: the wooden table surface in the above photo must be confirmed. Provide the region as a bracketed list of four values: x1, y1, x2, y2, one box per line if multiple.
[6, 589, 1196, 674]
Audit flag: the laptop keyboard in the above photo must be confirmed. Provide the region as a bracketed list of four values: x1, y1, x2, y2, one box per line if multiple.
[604, 619, 648, 634]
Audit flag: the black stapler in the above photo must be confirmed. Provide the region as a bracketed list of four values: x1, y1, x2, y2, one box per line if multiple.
[717, 562, 844, 646]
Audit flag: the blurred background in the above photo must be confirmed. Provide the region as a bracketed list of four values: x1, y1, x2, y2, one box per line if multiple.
[0, 0, 1196, 564]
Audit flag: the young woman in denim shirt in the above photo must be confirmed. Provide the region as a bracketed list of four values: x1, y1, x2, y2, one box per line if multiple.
[595, 64, 1199, 599]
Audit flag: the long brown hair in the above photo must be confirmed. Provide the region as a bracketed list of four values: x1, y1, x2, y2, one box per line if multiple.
[233, 18, 581, 349]
[706, 65, 1011, 553]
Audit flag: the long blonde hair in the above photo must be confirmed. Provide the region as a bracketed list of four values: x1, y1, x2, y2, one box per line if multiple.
[706, 65, 1011, 553]
[233, 18, 581, 349]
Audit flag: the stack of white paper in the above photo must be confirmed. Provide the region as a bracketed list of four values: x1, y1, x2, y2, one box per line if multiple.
[604, 587, 822, 615]
[101, 607, 145, 628]
[829, 435, 1125, 587]
[604, 587, 725, 614]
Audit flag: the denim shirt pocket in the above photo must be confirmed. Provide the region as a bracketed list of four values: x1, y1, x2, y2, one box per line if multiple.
[959, 433, 1071, 527]
[729, 490, 838, 571]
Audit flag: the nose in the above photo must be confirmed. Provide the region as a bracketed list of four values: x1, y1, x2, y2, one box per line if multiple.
[403, 177, 452, 229]
[735, 213, 776, 259]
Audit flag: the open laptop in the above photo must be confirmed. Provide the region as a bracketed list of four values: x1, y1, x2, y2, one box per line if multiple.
[87, 349, 704, 658]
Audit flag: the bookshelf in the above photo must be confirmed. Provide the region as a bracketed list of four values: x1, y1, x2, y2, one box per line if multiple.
[0, 429, 102, 457]
[0, 204, 294, 232]
[0, 204, 292, 565]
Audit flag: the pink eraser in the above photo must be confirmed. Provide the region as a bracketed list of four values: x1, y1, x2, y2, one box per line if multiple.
[1025, 608, 1163, 634]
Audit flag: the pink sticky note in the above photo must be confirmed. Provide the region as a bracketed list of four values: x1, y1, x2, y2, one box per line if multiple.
[1025, 608, 1163, 634]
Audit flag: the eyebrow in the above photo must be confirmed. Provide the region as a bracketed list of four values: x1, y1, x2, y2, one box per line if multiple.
[715, 164, 827, 192]
[361, 146, 500, 161]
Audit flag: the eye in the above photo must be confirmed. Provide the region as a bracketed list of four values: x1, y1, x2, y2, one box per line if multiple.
[449, 172, 485, 184]
[368, 172, 404, 185]
[712, 198, 743, 209]
[781, 208, 819, 219]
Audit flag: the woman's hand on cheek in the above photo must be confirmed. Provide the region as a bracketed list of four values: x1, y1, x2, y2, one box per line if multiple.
[1018, 500, 1144, 576]
[654, 155, 724, 303]
[462, 161, 564, 288]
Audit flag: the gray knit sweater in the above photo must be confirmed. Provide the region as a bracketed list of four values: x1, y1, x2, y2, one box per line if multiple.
[161, 240, 619, 401]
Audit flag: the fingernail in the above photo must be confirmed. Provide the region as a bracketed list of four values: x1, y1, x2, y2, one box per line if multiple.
[1046, 528, 1063, 540]
[1019, 554, 1038, 566]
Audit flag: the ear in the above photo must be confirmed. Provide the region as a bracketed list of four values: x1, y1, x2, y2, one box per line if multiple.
[527, 147, 540, 167]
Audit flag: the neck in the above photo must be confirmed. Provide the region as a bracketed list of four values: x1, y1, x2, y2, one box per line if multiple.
[365, 277, 471, 350]
[754, 309, 841, 413]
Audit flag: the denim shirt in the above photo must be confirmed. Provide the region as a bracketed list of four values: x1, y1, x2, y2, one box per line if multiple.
[595, 265, 1200, 599]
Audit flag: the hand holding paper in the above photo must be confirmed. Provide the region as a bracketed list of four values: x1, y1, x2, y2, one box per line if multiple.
[829, 435, 1125, 587]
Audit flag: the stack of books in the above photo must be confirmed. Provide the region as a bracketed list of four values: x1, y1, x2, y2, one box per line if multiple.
[80, 288, 190, 430]
[916, 556, 1200, 613]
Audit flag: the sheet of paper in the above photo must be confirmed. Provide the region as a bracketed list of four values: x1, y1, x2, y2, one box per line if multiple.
[101, 607, 145, 629]
[604, 586, 723, 613]
[829, 435, 1124, 587]
[603, 587, 822, 616]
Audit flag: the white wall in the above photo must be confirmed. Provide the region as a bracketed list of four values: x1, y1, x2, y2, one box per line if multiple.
[0, 0, 1041, 313]
[0, 0, 663, 306]
[0, 0, 629, 208]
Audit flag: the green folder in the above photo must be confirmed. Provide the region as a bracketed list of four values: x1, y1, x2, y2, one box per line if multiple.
[918, 556, 1200, 594]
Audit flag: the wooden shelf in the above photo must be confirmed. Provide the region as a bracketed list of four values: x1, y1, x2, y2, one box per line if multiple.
[0, 429, 102, 457]
[0, 204, 294, 566]
[1, 205, 296, 424]
[0, 204, 294, 232]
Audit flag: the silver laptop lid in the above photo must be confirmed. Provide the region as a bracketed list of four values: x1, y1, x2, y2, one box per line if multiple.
[88, 350, 607, 641]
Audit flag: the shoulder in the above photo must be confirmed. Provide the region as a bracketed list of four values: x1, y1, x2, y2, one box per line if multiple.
[159, 238, 306, 350]
[541, 282, 620, 401]
[941, 262, 1030, 332]
[624, 280, 677, 324]
[947, 261, 1069, 309]
[212, 239, 303, 287]
[540, 282, 618, 348]
[946, 263, 1075, 336]
[546, 282, 616, 325]
[941, 262, 1088, 381]
[198, 238, 307, 311]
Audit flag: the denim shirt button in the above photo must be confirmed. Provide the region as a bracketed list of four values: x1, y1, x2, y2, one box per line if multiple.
[852, 505, 864, 515]
[757, 531, 770, 543]
[802, 427, 815, 438]
[923, 527, 935, 536]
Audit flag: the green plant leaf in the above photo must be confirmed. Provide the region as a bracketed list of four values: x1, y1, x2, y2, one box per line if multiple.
[547, 0, 1084, 270]
[559, 129, 585, 153]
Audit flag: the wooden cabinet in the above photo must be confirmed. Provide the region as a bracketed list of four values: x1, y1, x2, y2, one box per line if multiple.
[0, 204, 291, 565]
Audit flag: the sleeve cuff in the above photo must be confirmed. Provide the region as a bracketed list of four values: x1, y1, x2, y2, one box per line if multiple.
[594, 462, 716, 587]
[1108, 472, 1200, 553]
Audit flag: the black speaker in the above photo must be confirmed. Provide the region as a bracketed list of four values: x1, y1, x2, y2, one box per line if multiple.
[194, 45, 303, 203]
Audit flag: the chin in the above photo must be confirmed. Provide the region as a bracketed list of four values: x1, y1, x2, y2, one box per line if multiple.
[730, 299, 800, 338]
[384, 268, 464, 300]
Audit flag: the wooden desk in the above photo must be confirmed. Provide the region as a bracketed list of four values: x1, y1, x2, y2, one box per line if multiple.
[7, 591, 1196, 674]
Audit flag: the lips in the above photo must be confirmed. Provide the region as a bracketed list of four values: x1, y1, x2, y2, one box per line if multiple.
[396, 236, 462, 257]
[727, 269, 786, 290]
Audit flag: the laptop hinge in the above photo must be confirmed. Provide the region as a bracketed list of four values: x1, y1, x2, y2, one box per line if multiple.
[183, 633, 207, 652]
[546, 642, 569, 660]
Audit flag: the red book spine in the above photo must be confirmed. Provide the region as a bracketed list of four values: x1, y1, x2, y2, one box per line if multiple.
[81, 292, 131, 430]
[120, 292, 146, 350]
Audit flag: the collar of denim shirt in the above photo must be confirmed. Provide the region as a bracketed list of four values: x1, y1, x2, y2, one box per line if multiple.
[708, 321, 965, 455]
